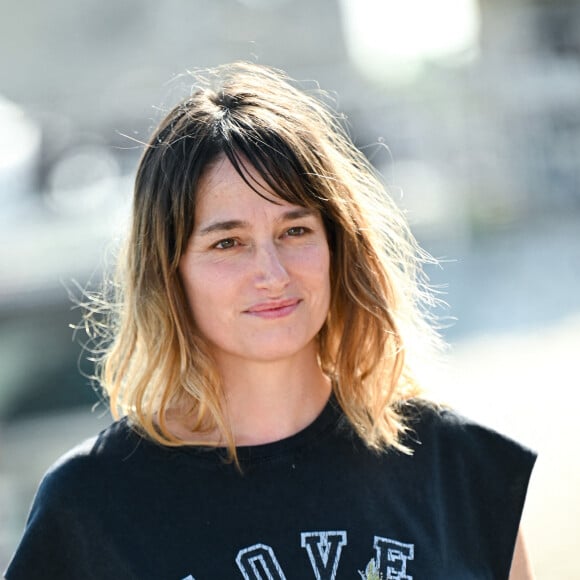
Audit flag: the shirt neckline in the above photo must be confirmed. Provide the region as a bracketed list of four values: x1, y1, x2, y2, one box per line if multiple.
[169, 394, 343, 464]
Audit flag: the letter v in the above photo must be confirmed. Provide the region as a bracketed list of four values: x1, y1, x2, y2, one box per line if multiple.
[301, 531, 347, 580]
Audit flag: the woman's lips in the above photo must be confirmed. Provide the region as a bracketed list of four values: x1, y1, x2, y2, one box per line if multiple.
[245, 299, 301, 319]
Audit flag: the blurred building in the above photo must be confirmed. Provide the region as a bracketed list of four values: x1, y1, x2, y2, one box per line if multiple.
[346, 0, 580, 237]
[1, 0, 579, 421]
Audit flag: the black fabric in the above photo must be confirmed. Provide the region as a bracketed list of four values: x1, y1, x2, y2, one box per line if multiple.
[5, 398, 536, 579]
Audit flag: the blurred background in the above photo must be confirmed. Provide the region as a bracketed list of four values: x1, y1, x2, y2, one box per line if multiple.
[1, 0, 579, 576]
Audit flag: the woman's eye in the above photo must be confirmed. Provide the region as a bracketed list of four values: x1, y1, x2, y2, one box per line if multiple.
[213, 238, 238, 250]
[286, 226, 308, 237]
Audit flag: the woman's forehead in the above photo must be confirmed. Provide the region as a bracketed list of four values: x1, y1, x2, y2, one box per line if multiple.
[192, 151, 331, 231]
[197, 155, 282, 205]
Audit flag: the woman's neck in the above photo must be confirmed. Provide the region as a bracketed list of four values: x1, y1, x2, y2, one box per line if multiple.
[217, 353, 332, 446]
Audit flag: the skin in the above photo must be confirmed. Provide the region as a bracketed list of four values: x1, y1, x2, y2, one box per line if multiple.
[178, 155, 332, 445]
[509, 530, 535, 579]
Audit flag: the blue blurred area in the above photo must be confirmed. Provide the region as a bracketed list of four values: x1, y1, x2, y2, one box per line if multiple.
[423, 216, 580, 342]
[1, 0, 579, 575]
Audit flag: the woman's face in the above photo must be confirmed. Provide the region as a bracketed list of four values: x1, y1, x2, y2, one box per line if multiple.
[179, 156, 331, 369]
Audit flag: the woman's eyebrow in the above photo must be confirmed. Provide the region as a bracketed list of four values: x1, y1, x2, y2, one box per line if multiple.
[197, 208, 317, 237]
[281, 207, 317, 221]
[198, 220, 248, 236]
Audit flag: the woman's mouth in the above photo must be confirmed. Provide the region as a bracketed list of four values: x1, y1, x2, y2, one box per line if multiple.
[245, 299, 301, 319]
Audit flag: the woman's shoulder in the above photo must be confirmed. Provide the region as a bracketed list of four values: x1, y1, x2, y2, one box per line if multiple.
[6, 418, 151, 578]
[399, 397, 537, 476]
[37, 417, 146, 499]
[400, 397, 529, 443]
[55, 415, 142, 461]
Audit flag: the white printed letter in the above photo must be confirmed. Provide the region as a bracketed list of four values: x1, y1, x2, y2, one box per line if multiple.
[301, 531, 347, 580]
[236, 544, 287, 580]
[373, 536, 414, 580]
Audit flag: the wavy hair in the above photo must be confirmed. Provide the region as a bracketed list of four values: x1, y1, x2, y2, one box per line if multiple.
[87, 62, 442, 460]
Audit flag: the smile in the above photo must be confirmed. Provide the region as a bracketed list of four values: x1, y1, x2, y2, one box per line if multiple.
[245, 299, 301, 319]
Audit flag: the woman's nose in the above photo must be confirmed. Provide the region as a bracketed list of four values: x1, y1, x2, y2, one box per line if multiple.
[254, 244, 290, 291]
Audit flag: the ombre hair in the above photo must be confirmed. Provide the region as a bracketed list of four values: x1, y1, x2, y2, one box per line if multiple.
[88, 62, 442, 459]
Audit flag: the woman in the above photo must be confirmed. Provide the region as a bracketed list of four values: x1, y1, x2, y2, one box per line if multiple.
[5, 62, 535, 579]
